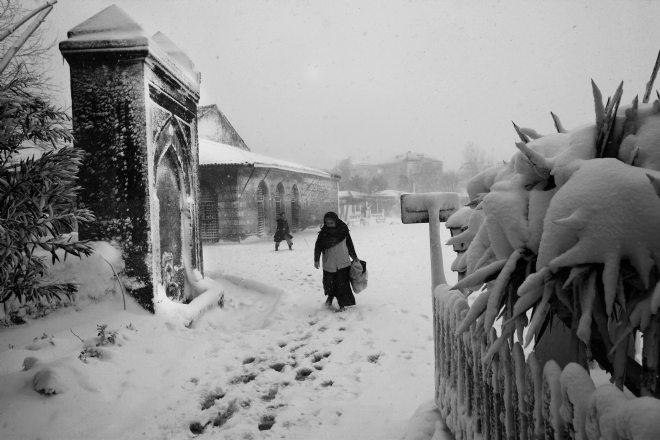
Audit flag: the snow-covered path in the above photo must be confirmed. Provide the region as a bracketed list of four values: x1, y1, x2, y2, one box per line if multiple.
[0, 222, 458, 440]
[190, 222, 457, 439]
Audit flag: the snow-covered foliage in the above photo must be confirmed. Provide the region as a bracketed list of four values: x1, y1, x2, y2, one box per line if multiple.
[440, 78, 660, 439]
[434, 286, 660, 440]
[450, 80, 660, 373]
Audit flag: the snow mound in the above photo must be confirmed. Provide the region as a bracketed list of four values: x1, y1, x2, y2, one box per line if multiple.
[33, 367, 67, 395]
[401, 400, 452, 440]
[48, 241, 124, 302]
[153, 274, 225, 327]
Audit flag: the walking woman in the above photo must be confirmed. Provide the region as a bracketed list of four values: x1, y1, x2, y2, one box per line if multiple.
[314, 211, 358, 311]
[274, 211, 293, 251]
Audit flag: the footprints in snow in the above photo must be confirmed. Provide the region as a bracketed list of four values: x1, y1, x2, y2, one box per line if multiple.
[261, 384, 279, 402]
[295, 367, 313, 381]
[200, 387, 226, 410]
[228, 372, 257, 385]
[367, 353, 382, 364]
[190, 320, 345, 436]
[258, 414, 276, 431]
[270, 362, 286, 372]
[311, 351, 331, 363]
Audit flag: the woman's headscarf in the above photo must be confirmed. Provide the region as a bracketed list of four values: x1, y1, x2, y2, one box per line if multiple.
[317, 211, 350, 251]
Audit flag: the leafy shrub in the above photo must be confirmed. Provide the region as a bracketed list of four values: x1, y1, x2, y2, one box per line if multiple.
[0, 83, 95, 305]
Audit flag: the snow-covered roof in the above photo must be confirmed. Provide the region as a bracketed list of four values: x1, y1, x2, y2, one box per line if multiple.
[373, 189, 405, 199]
[199, 138, 334, 179]
[338, 190, 368, 199]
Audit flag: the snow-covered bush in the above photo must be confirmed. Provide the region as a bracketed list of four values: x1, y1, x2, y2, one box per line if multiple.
[77, 324, 121, 363]
[448, 79, 660, 394]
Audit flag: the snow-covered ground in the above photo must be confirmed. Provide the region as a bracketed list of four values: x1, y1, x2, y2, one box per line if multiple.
[0, 221, 457, 440]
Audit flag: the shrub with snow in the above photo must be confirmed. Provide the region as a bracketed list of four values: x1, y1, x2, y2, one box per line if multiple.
[448, 80, 660, 394]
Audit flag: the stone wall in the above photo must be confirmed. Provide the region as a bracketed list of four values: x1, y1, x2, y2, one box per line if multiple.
[200, 165, 338, 241]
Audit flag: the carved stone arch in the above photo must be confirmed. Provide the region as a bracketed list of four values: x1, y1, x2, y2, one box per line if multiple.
[153, 117, 194, 301]
[154, 117, 192, 195]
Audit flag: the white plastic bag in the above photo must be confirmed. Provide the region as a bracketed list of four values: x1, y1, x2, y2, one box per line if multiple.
[350, 260, 368, 293]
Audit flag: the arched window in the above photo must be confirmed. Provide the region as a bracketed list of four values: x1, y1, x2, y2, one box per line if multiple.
[275, 182, 285, 218]
[291, 184, 300, 231]
[257, 181, 269, 236]
[199, 182, 218, 242]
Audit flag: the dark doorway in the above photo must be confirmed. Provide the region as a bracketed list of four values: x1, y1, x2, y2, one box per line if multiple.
[200, 183, 219, 242]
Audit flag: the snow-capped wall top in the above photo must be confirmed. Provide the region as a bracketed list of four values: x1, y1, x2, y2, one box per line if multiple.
[60, 5, 200, 91]
[199, 138, 334, 179]
[151, 32, 194, 74]
[65, 4, 146, 43]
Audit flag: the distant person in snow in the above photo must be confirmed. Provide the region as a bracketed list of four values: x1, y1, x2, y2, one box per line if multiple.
[274, 211, 293, 251]
[314, 211, 358, 312]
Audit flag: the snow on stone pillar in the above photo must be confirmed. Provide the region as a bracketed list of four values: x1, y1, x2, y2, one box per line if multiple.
[60, 5, 203, 311]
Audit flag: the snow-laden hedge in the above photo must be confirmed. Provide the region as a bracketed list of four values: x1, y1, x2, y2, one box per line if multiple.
[434, 286, 660, 440]
[439, 81, 660, 439]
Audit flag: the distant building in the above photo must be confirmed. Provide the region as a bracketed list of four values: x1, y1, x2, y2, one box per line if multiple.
[198, 107, 339, 241]
[352, 151, 443, 193]
[338, 190, 404, 224]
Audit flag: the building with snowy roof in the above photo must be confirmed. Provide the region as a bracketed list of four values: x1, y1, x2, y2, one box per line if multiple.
[352, 151, 443, 193]
[198, 109, 339, 241]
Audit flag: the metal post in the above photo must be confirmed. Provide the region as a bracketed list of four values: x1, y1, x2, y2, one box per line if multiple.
[401, 192, 460, 401]
[428, 201, 446, 289]
[400, 192, 459, 291]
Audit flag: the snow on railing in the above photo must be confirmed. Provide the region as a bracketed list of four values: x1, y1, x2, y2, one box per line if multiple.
[433, 284, 660, 440]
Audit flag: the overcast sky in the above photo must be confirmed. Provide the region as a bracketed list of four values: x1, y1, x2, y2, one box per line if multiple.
[29, 0, 660, 171]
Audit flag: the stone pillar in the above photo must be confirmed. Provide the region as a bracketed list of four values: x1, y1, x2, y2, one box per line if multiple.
[60, 5, 203, 311]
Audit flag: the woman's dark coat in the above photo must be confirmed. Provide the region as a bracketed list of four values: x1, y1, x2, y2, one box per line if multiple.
[274, 217, 292, 242]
